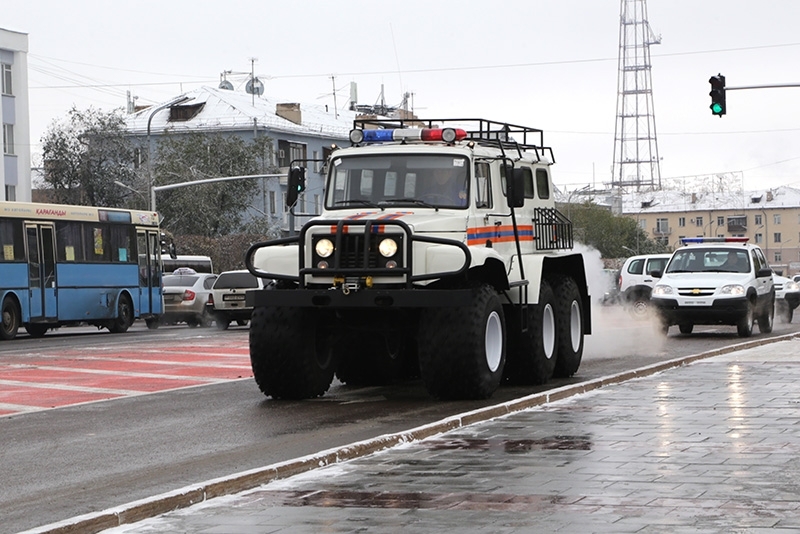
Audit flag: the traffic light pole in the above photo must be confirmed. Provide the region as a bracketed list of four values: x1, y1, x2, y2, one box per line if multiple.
[725, 83, 800, 91]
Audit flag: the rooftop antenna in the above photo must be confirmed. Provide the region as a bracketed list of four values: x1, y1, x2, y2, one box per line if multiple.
[330, 75, 338, 119]
[245, 58, 264, 104]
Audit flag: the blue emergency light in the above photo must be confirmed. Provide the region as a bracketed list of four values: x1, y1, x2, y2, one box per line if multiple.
[350, 127, 468, 145]
[680, 237, 749, 245]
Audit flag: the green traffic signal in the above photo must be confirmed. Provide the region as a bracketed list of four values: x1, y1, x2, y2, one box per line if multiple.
[709, 74, 726, 117]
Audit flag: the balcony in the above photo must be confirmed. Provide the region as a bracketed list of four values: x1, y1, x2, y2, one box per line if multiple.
[652, 226, 672, 236]
[727, 216, 747, 233]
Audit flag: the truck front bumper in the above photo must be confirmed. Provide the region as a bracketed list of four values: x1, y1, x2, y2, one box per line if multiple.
[247, 287, 473, 309]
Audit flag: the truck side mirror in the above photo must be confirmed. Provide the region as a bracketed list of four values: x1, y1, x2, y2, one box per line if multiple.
[507, 168, 525, 208]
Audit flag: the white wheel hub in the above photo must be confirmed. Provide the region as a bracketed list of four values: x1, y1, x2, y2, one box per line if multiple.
[484, 311, 503, 372]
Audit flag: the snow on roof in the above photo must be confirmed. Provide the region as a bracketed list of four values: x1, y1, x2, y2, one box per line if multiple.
[125, 86, 357, 140]
[615, 184, 800, 213]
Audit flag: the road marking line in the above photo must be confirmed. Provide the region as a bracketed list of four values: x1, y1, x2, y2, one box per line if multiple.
[1, 365, 232, 382]
[0, 378, 141, 396]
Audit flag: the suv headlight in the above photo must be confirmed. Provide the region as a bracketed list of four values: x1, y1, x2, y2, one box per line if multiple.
[720, 284, 745, 296]
[786, 281, 800, 292]
[652, 284, 672, 296]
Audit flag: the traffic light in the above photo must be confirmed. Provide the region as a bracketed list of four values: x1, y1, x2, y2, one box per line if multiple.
[709, 74, 726, 117]
[286, 166, 306, 207]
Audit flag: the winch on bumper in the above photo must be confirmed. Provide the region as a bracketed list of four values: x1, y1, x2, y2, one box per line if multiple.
[245, 218, 474, 309]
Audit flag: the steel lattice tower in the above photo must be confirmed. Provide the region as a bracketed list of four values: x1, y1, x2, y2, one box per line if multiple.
[612, 0, 662, 191]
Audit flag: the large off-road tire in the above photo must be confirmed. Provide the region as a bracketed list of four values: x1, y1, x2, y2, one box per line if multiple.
[552, 276, 584, 378]
[737, 298, 755, 337]
[679, 323, 694, 334]
[249, 306, 337, 399]
[418, 284, 505, 400]
[758, 295, 775, 334]
[335, 331, 409, 386]
[1, 296, 20, 341]
[108, 294, 133, 334]
[504, 280, 557, 385]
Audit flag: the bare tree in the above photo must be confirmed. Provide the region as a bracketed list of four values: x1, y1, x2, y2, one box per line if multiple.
[40, 107, 137, 207]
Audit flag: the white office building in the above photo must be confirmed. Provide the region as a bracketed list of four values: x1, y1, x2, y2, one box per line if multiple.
[0, 27, 31, 202]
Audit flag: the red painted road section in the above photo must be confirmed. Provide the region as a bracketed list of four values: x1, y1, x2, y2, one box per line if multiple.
[0, 340, 252, 417]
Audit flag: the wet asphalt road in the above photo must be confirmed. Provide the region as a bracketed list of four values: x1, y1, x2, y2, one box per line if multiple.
[2, 307, 798, 534]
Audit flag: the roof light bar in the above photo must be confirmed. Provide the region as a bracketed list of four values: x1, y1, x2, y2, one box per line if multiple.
[349, 127, 467, 145]
[680, 237, 750, 245]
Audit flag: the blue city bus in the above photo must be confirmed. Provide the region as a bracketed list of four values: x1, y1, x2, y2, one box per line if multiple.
[0, 201, 163, 339]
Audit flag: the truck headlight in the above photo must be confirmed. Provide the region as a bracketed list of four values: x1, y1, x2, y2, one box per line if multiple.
[315, 238, 334, 258]
[720, 284, 745, 296]
[378, 238, 398, 258]
[786, 281, 800, 291]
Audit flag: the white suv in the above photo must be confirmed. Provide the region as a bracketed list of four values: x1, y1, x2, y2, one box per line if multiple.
[618, 253, 672, 317]
[651, 238, 774, 337]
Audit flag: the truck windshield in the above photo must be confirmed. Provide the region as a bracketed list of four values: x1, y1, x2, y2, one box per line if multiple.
[326, 154, 470, 209]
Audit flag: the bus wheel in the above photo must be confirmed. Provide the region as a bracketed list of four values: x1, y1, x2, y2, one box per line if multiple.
[1, 297, 20, 340]
[25, 324, 49, 338]
[109, 294, 134, 334]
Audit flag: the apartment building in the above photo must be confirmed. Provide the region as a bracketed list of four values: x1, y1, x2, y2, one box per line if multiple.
[620, 186, 800, 277]
[0, 27, 31, 202]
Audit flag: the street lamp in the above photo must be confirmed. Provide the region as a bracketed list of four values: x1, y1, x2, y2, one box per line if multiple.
[146, 95, 190, 211]
[114, 180, 147, 208]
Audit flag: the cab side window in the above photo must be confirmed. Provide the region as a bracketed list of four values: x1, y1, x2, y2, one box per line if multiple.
[475, 162, 492, 209]
[536, 169, 550, 199]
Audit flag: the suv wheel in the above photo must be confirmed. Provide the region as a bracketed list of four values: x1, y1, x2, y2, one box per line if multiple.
[737, 299, 755, 337]
[758, 295, 774, 334]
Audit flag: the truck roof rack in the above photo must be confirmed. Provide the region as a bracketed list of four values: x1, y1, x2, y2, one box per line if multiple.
[351, 118, 555, 163]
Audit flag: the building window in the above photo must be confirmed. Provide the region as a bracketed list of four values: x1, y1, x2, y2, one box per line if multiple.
[269, 191, 276, 215]
[755, 214, 762, 226]
[1, 63, 11, 95]
[277, 140, 307, 167]
[655, 218, 669, 234]
[717, 216, 724, 226]
[755, 233, 763, 243]
[4, 185, 15, 201]
[775, 251, 782, 263]
[774, 232, 782, 244]
[2, 123, 13, 155]
[678, 217, 685, 227]
[695, 216, 703, 228]
[774, 213, 781, 225]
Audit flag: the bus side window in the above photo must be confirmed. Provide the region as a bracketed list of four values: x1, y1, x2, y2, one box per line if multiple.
[56, 221, 84, 262]
[0, 218, 25, 261]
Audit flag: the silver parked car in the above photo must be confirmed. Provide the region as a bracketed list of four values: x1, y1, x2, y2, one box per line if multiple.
[161, 269, 218, 328]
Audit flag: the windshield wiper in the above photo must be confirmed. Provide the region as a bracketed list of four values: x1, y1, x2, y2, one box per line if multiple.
[377, 198, 438, 209]
[334, 199, 381, 208]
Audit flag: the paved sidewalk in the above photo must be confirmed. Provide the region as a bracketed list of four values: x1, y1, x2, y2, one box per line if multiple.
[42, 337, 800, 533]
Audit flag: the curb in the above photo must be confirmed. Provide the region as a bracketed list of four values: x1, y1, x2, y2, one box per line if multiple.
[22, 332, 800, 534]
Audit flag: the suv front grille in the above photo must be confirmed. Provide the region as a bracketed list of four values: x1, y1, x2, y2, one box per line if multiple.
[677, 287, 717, 297]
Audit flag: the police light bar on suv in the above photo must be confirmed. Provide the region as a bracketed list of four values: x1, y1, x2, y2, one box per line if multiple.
[680, 237, 749, 245]
[349, 127, 468, 145]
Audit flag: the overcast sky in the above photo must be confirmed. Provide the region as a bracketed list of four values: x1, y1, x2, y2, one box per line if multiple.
[5, 0, 800, 192]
